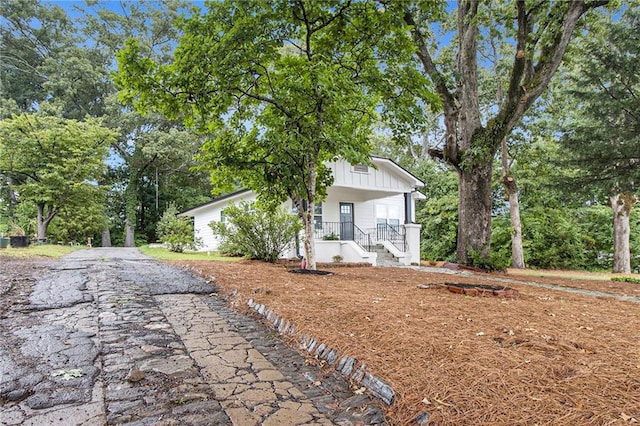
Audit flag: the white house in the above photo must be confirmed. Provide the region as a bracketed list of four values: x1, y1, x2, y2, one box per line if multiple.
[179, 156, 426, 266]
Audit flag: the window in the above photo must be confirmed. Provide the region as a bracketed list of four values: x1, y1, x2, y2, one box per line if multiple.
[220, 210, 226, 223]
[353, 164, 369, 173]
[293, 202, 323, 230]
[376, 204, 400, 229]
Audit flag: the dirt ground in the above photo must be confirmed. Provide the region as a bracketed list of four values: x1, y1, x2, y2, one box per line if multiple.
[172, 260, 640, 426]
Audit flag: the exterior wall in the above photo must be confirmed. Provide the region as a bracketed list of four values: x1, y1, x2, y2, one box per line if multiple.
[184, 158, 424, 263]
[321, 191, 406, 232]
[328, 159, 415, 193]
[314, 240, 377, 265]
[192, 192, 257, 251]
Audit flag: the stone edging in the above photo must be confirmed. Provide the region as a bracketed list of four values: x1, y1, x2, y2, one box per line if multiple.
[246, 298, 395, 406]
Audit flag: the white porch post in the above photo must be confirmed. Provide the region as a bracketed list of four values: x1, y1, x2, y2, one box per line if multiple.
[404, 223, 422, 265]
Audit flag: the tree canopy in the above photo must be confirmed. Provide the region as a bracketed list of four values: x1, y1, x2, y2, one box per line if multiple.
[0, 113, 117, 240]
[116, 0, 429, 267]
[397, 0, 610, 264]
[557, 3, 640, 272]
[560, 4, 639, 196]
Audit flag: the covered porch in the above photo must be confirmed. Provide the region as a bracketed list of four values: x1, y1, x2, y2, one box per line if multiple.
[308, 183, 424, 266]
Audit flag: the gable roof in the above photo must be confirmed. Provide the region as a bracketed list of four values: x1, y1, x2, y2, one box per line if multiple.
[370, 155, 425, 188]
[178, 189, 252, 217]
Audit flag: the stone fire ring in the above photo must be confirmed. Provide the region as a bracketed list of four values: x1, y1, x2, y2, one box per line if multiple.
[444, 282, 519, 298]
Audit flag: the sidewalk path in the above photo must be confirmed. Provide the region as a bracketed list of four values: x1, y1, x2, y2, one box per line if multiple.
[1, 248, 384, 425]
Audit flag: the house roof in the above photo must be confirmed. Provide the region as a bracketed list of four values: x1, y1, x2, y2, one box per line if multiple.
[178, 188, 252, 217]
[370, 155, 425, 188]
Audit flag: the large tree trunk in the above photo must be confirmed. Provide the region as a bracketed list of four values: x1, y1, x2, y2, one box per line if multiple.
[102, 228, 112, 247]
[36, 203, 55, 242]
[405, 2, 605, 266]
[456, 162, 493, 264]
[124, 219, 135, 247]
[7, 176, 18, 218]
[610, 193, 636, 273]
[501, 138, 525, 269]
[505, 182, 525, 269]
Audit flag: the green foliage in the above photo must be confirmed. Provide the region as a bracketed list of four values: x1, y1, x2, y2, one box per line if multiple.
[116, 1, 383, 201]
[413, 159, 459, 261]
[46, 187, 108, 244]
[156, 204, 200, 253]
[418, 194, 458, 261]
[210, 201, 301, 263]
[491, 206, 616, 271]
[468, 248, 509, 272]
[0, 113, 116, 240]
[611, 276, 640, 284]
[559, 4, 640, 196]
[0, 0, 111, 119]
[138, 245, 240, 262]
[573, 205, 615, 271]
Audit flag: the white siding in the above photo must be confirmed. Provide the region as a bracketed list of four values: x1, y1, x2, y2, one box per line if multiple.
[374, 194, 405, 224]
[191, 192, 257, 251]
[328, 159, 413, 193]
[186, 157, 423, 261]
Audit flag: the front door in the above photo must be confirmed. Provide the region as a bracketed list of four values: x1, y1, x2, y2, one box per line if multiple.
[339, 202, 354, 240]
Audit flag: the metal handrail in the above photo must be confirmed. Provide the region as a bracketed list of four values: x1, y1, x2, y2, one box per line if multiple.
[314, 221, 372, 251]
[369, 223, 407, 252]
[314, 222, 341, 240]
[353, 223, 373, 251]
[315, 221, 404, 252]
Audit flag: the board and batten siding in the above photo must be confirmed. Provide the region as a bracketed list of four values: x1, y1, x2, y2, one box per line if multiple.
[327, 160, 414, 193]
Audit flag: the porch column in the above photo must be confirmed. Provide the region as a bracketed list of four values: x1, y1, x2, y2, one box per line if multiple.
[404, 192, 412, 224]
[404, 223, 422, 265]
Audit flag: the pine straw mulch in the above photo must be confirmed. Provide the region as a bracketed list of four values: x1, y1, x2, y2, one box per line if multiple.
[170, 259, 640, 426]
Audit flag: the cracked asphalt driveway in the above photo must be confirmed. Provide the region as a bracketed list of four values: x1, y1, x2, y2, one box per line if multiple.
[0, 248, 385, 425]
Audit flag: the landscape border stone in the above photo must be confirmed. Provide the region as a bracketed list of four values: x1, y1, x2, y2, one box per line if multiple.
[247, 297, 396, 405]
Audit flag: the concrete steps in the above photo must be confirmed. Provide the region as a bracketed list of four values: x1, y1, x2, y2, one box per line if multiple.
[370, 244, 399, 265]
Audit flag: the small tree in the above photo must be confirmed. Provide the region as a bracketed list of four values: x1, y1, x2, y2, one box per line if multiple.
[0, 113, 116, 241]
[156, 204, 200, 253]
[210, 201, 301, 263]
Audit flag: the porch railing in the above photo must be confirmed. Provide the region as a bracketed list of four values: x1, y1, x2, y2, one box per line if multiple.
[315, 222, 403, 252]
[353, 224, 373, 251]
[315, 222, 372, 251]
[366, 224, 407, 252]
[314, 222, 341, 241]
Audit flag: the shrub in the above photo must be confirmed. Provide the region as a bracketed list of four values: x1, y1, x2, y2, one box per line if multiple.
[156, 204, 201, 253]
[210, 201, 301, 263]
[611, 276, 640, 284]
[468, 248, 509, 272]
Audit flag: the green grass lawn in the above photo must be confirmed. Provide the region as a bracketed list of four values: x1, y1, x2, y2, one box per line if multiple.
[0, 244, 85, 258]
[138, 245, 242, 262]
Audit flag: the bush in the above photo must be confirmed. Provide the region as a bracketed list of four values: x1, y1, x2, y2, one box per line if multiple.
[611, 276, 640, 284]
[417, 193, 458, 261]
[156, 204, 201, 252]
[469, 248, 509, 272]
[210, 201, 301, 263]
